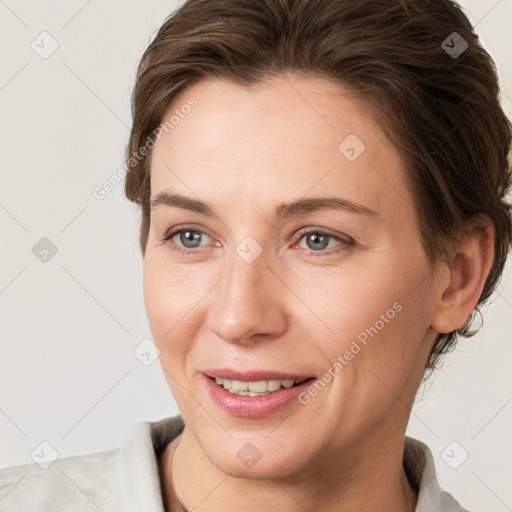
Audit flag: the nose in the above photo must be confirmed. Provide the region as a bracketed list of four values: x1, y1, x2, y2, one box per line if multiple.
[205, 251, 288, 346]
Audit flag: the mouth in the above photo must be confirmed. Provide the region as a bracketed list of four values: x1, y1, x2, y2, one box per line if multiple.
[202, 368, 317, 397]
[202, 371, 318, 418]
[209, 375, 315, 396]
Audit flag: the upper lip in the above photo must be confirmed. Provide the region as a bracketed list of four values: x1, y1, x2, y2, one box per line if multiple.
[202, 368, 315, 382]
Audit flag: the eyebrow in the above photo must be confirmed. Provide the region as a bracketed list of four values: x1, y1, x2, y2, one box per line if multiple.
[150, 192, 379, 218]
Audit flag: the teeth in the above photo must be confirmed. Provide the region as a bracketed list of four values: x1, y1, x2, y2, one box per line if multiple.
[267, 380, 282, 391]
[248, 381, 267, 392]
[231, 380, 248, 391]
[213, 377, 306, 395]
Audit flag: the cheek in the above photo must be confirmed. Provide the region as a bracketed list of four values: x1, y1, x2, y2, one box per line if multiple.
[301, 272, 432, 444]
[143, 255, 195, 350]
[296, 248, 433, 393]
[331, 288, 431, 440]
[143, 257, 201, 406]
[294, 252, 427, 351]
[143, 251, 220, 377]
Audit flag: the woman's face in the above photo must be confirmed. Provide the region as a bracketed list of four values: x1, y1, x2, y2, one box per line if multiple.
[144, 74, 442, 477]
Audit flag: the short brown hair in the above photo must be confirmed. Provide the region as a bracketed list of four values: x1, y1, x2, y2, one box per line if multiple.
[124, 0, 512, 373]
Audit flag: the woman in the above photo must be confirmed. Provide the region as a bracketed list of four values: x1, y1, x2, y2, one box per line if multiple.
[1, 0, 510, 510]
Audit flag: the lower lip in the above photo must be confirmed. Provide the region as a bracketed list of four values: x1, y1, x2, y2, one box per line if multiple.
[203, 374, 317, 418]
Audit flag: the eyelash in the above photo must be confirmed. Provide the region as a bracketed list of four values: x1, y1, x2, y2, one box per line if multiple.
[159, 225, 355, 256]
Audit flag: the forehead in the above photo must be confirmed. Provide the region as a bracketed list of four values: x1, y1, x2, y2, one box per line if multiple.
[149, 74, 414, 224]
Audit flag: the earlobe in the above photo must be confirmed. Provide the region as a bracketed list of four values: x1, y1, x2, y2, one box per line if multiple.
[430, 218, 495, 334]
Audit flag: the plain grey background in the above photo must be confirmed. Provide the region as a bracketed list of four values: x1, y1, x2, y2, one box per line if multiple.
[1, 0, 511, 509]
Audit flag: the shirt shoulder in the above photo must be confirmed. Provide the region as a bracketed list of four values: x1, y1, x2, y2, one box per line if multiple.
[0, 415, 184, 512]
[439, 489, 472, 511]
[404, 436, 472, 512]
[0, 447, 122, 512]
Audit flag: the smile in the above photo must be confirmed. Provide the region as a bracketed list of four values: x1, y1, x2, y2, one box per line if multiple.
[214, 377, 308, 396]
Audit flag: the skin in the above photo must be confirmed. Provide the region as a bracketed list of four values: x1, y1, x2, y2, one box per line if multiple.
[143, 73, 495, 512]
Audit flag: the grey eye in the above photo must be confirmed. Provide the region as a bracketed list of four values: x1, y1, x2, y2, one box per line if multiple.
[179, 230, 203, 248]
[304, 232, 330, 251]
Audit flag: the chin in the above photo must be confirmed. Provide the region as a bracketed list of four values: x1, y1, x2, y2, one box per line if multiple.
[197, 431, 310, 480]
[213, 453, 300, 480]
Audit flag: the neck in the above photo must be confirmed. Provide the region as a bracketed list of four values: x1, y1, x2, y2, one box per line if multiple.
[160, 425, 418, 512]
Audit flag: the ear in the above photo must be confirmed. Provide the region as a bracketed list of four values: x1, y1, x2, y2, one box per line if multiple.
[431, 216, 495, 334]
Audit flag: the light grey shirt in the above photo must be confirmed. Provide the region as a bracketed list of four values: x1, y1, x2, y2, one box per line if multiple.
[0, 415, 469, 511]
